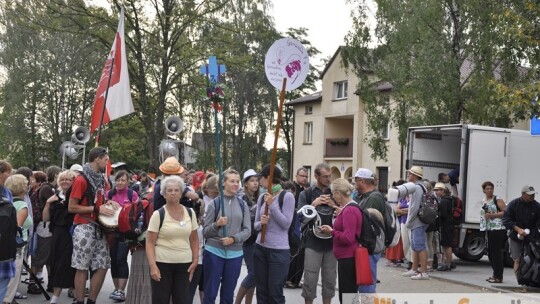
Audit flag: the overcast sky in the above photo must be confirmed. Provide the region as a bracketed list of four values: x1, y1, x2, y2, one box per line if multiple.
[270, 0, 354, 66]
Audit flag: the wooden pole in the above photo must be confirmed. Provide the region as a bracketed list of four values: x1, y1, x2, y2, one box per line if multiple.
[261, 77, 287, 244]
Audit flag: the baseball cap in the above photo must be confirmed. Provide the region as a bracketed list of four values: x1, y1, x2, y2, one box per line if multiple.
[521, 185, 536, 195]
[69, 164, 84, 172]
[354, 168, 374, 179]
[243, 169, 259, 183]
[260, 164, 282, 179]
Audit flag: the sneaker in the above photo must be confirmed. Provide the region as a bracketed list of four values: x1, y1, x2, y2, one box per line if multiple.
[27, 283, 42, 294]
[450, 262, 457, 269]
[437, 264, 450, 271]
[411, 272, 430, 280]
[402, 269, 418, 277]
[109, 289, 119, 299]
[110, 290, 125, 302]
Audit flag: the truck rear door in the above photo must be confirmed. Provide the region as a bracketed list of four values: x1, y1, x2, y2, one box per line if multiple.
[464, 129, 509, 224]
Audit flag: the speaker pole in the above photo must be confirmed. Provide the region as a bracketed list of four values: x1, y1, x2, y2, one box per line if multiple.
[62, 149, 66, 171]
[82, 145, 86, 165]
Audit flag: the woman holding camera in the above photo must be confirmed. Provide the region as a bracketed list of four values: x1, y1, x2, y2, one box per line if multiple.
[480, 181, 507, 283]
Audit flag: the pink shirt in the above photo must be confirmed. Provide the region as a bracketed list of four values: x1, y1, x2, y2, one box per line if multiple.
[107, 187, 139, 207]
[331, 202, 363, 259]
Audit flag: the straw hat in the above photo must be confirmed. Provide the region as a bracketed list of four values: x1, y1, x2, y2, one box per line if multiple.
[159, 157, 184, 175]
[434, 182, 446, 190]
[407, 166, 424, 179]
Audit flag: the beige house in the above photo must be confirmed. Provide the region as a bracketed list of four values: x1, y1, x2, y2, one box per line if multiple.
[287, 47, 402, 193]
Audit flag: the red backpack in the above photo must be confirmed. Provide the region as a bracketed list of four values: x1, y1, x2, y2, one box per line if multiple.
[117, 199, 150, 240]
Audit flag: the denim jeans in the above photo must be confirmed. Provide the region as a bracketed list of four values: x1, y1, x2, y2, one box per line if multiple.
[0, 277, 10, 302]
[254, 244, 290, 304]
[357, 254, 380, 294]
[240, 243, 256, 288]
[109, 234, 129, 279]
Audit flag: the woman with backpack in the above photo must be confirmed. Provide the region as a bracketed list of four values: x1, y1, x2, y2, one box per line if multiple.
[203, 169, 251, 304]
[41, 170, 76, 304]
[480, 181, 507, 283]
[107, 170, 139, 302]
[252, 165, 294, 304]
[146, 175, 199, 304]
[3, 174, 33, 304]
[235, 169, 260, 304]
[319, 178, 362, 304]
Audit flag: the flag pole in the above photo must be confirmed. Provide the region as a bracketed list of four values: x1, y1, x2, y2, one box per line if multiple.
[261, 77, 287, 243]
[95, 57, 115, 147]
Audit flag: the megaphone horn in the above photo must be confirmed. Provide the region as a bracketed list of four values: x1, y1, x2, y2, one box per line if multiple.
[165, 116, 183, 134]
[59, 141, 78, 160]
[72, 127, 90, 144]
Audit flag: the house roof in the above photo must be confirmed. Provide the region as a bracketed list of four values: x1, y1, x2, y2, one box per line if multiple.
[320, 46, 343, 80]
[285, 91, 323, 106]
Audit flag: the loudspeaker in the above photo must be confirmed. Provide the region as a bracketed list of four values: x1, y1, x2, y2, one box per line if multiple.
[72, 127, 90, 144]
[159, 140, 178, 162]
[59, 141, 78, 160]
[165, 116, 183, 134]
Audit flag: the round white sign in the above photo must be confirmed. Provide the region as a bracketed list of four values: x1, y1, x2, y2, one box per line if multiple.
[264, 38, 309, 91]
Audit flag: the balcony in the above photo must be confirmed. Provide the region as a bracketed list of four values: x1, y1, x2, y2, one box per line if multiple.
[325, 137, 353, 158]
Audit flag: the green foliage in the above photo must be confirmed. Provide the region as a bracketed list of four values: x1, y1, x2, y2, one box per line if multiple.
[0, 0, 321, 177]
[343, 0, 540, 160]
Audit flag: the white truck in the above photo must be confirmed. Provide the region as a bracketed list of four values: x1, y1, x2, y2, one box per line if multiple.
[405, 124, 540, 264]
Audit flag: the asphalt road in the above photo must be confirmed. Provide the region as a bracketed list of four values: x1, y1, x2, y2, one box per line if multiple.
[14, 254, 540, 303]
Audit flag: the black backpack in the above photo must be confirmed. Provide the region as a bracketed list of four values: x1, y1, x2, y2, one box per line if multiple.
[0, 190, 17, 262]
[418, 185, 439, 225]
[516, 239, 540, 287]
[346, 203, 384, 255]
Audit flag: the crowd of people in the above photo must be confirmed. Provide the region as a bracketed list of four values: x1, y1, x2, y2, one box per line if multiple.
[0, 151, 539, 304]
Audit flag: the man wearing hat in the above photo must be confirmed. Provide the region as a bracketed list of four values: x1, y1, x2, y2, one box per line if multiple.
[503, 185, 540, 275]
[153, 157, 199, 210]
[353, 167, 386, 292]
[402, 166, 430, 280]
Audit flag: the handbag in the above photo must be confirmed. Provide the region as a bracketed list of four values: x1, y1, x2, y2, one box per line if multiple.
[355, 246, 373, 285]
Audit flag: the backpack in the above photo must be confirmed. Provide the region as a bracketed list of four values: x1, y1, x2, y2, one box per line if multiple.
[108, 188, 134, 202]
[0, 191, 17, 262]
[277, 191, 301, 256]
[451, 196, 463, 225]
[66, 174, 96, 208]
[117, 199, 150, 240]
[371, 192, 401, 247]
[516, 239, 540, 287]
[346, 203, 385, 255]
[418, 185, 439, 225]
[158, 206, 193, 230]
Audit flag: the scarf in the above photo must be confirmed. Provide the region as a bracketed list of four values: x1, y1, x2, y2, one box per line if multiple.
[82, 163, 105, 193]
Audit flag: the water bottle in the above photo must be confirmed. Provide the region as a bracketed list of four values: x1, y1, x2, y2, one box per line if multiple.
[134, 214, 144, 235]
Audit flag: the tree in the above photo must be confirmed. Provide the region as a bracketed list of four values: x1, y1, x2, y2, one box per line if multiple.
[342, 0, 540, 160]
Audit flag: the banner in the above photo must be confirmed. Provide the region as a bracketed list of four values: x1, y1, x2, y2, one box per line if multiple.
[90, 8, 133, 133]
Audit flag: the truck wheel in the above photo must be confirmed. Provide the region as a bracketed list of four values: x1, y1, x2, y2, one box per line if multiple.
[461, 231, 486, 261]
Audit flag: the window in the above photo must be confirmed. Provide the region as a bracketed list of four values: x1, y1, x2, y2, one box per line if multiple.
[304, 122, 313, 144]
[305, 105, 313, 114]
[380, 123, 390, 140]
[334, 81, 348, 100]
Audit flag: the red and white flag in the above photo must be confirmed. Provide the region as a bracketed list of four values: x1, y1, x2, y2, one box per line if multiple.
[90, 8, 133, 133]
